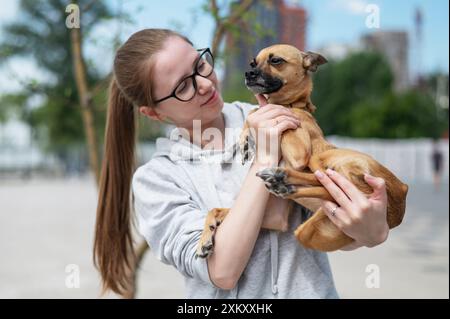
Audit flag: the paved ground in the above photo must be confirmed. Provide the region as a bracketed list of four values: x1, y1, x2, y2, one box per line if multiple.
[0, 176, 448, 299]
[329, 182, 449, 298]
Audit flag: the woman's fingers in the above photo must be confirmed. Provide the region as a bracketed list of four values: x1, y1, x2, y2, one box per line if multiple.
[314, 170, 353, 212]
[255, 103, 289, 117]
[273, 115, 301, 126]
[248, 109, 299, 130]
[273, 118, 299, 133]
[251, 99, 300, 130]
[321, 200, 351, 230]
[263, 108, 299, 121]
[324, 169, 368, 205]
[364, 174, 388, 201]
[255, 94, 268, 106]
[259, 117, 299, 132]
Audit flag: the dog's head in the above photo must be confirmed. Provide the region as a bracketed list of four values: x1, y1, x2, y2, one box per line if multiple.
[245, 44, 327, 111]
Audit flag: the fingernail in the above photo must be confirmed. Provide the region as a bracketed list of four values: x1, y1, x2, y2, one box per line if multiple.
[314, 170, 324, 179]
[364, 173, 373, 179]
[326, 168, 334, 175]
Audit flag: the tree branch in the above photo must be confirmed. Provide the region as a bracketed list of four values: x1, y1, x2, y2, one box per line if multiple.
[209, 0, 256, 55]
[209, 0, 221, 23]
[226, 0, 255, 26]
[70, 25, 101, 185]
[82, 0, 98, 13]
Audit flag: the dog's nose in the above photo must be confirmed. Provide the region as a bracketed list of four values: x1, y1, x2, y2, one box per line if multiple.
[245, 69, 261, 80]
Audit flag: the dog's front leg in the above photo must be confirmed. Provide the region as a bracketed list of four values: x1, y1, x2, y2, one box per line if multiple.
[196, 208, 229, 259]
[239, 110, 258, 165]
[281, 128, 311, 171]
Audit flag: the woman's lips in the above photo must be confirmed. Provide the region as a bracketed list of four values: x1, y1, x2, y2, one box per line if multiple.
[201, 90, 218, 106]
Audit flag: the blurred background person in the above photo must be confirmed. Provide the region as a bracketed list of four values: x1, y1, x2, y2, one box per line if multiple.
[431, 139, 444, 191]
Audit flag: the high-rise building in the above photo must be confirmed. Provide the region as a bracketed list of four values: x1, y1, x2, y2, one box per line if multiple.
[361, 31, 409, 92]
[279, 1, 306, 51]
[221, 0, 307, 96]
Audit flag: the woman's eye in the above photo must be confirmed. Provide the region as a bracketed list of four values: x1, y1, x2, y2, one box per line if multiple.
[177, 82, 187, 93]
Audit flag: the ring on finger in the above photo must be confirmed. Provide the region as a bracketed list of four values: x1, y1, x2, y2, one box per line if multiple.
[330, 205, 339, 217]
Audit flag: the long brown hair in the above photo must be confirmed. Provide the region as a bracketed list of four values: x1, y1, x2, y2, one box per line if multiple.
[93, 29, 192, 296]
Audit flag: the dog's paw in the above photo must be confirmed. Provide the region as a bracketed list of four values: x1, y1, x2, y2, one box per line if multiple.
[196, 238, 214, 259]
[195, 219, 222, 259]
[256, 167, 296, 198]
[240, 134, 256, 165]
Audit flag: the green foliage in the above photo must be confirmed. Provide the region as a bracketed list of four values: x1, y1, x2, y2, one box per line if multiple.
[0, 0, 129, 156]
[311, 51, 447, 138]
[349, 91, 447, 138]
[220, 0, 279, 105]
[0, 93, 28, 123]
[312, 51, 393, 136]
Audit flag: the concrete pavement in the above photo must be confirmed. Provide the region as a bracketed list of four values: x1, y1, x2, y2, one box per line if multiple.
[0, 177, 447, 298]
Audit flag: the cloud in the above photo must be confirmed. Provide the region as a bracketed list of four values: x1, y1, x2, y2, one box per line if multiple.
[329, 0, 369, 15]
[0, 58, 54, 94]
[0, 0, 19, 24]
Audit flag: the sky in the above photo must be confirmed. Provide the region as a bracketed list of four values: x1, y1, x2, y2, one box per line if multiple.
[0, 0, 448, 94]
[124, 0, 449, 72]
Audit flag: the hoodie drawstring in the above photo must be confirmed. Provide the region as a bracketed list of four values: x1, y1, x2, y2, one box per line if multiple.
[270, 231, 279, 295]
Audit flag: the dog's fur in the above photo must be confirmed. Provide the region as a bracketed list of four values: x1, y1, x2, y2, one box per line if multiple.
[196, 44, 408, 257]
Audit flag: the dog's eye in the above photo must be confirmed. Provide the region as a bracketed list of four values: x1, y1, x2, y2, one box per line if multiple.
[250, 58, 257, 68]
[269, 57, 285, 65]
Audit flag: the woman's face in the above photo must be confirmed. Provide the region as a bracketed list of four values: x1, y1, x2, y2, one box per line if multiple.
[142, 36, 224, 129]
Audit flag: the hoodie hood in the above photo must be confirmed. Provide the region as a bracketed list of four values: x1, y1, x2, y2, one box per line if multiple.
[152, 102, 246, 164]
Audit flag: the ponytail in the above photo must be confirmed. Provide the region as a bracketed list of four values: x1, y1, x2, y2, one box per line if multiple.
[93, 28, 194, 297]
[94, 77, 137, 297]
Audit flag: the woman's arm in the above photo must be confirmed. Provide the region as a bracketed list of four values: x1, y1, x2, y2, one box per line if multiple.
[207, 94, 300, 290]
[207, 160, 277, 289]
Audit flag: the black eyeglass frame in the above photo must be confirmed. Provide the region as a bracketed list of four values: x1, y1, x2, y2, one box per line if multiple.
[153, 48, 215, 104]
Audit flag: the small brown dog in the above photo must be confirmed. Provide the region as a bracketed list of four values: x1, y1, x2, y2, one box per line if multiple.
[196, 44, 408, 257]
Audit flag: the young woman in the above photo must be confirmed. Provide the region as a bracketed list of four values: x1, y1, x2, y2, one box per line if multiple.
[94, 29, 390, 298]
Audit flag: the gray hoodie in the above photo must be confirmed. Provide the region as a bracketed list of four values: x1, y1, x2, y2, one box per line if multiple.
[132, 101, 339, 299]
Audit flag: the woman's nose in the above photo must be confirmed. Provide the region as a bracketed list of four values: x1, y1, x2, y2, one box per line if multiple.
[196, 75, 213, 95]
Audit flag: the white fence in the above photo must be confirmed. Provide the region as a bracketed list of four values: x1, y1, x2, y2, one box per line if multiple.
[326, 137, 449, 183]
[1, 138, 448, 184]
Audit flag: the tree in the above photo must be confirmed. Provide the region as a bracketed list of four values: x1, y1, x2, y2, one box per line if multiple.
[311, 51, 393, 136]
[311, 51, 448, 138]
[0, 0, 147, 299]
[348, 91, 447, 138]
[217, 0, 276, 104]
[0, 0, 114, 175]
[208, 0, 256, 55]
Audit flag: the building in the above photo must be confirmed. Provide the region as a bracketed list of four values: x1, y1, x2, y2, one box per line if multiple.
[279, 1, 306, 50]
[361, 31, 410, 92]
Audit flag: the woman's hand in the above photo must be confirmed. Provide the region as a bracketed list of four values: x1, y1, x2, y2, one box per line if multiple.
[314, 169, 389, 249]
[248, 94, 301, 166]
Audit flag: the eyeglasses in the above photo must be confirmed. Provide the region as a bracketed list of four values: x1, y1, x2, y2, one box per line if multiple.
[153, 48, 215, 104]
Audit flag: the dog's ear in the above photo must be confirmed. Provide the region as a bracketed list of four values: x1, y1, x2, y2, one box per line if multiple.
[302, 51, 327, 72]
